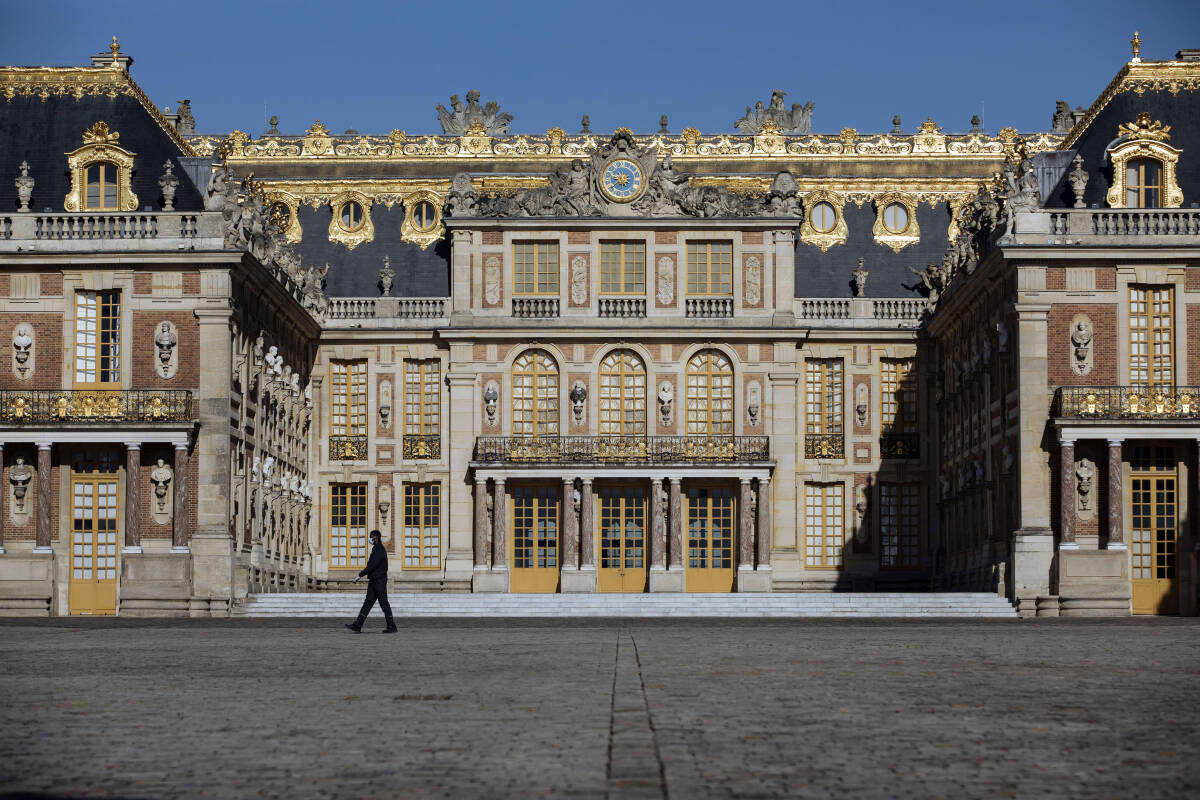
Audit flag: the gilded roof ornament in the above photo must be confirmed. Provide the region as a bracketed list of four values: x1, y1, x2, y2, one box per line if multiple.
[82, 120, 120, 145]
[436, 91, 512, 135]
[109, 36, 120, 66]
[1131, 31, 1142, 62]
[1118, 111, 1171, 141]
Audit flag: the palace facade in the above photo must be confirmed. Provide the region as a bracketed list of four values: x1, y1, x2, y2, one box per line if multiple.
[1, 38, 1197, 616]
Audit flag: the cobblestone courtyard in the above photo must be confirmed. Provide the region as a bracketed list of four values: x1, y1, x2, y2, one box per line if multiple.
[1, 617, 1198, 799]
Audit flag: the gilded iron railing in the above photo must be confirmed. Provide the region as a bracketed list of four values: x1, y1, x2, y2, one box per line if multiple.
[0, 389, 192, 423]
[329, 435, 368, 460]
[804, 433, 844, 459]
[881, 432, 920, 459]
[474, 435, 769, 464]
[1054, 386, 1200, 419]
[402, 434, 441, 460]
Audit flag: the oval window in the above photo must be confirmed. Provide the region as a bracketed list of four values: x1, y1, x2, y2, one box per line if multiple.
[340, 200, 365, 231]
[882, 202, 909, 234]
[811, 201, 836, 233]
[411, 200, 437, 232]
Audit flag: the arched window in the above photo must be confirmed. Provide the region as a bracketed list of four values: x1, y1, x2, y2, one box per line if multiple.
[686, 350, 734, 437]
[85, 163, 119, 210]
[1126, 158, 1163, 208]
[599, 350, 646, 437]
[512, 349, 559, 438]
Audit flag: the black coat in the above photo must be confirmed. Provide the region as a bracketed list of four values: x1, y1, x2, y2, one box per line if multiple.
[359, 541, 388, 582]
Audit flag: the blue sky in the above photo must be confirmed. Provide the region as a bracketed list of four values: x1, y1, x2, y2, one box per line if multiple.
[5, 0, 1199, 136]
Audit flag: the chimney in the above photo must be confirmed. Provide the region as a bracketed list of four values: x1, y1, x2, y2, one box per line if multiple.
[90, 36, 133, 73]
[1175, 49, 1200, 61]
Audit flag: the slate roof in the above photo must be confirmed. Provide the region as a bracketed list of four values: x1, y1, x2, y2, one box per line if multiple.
[0, 93, 204, 213]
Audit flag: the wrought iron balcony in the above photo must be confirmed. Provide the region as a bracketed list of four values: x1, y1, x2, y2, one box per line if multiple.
[881, 432, 920, 459]
[804, 434, 844, 459]
[1054, 386, 1200, 419]
[329, 435, 368, 460]
[474, 435, 769, 464]
[0, 389, 192, 424]
[402, 434, 441, 460]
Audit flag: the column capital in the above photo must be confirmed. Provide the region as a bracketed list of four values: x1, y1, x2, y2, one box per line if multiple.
[35, 442, 52, 450]
[123, 442, 142, 450]
[475, 476, 488, 486]
[1108, 438, 1125, 447]
[580, 476, 594, 486]
[1057, 431, 1076, 445]
[739, 476, 752, 485]
[667, 475, 684, 485]
[494, 476, 506, 487]
[174, 442, 189, 451]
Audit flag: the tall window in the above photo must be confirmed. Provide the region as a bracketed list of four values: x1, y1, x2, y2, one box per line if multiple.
[879, 483, 919, 569]
[331, 360, 368, 436]
[599, 350, 646, 436]
[85, 163, 118, 210]
[806, 359, 843, 437]
[686, 350, 734, 436]
[686, 241, 733, 296]
[513, 242, 559, 295]
[330, 484, 367, 569]
[75, 290, 121, 387]
[1129, 286, 1174, 390]
[403, 483, 440, 569]
[881, 359, 917, 432]
[404, 359, 440, 437]
[1126, 158, 1163, 208]
[600, 241, 646, 295]
[512, 350, 559, 437]
[805, 483, 844, 569]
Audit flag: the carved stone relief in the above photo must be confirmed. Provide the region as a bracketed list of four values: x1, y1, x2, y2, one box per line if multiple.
[570, 380, 587, 426]
[9, 456, 33, 525]
[1076, 457, 1095, 520]
[483, 381, 499, 427]
[744, 256, 762, 307]
[657, 381, 674, 426]
[569, 255, 588, 307]
[855, 382, 869, 428]
[854, 483, 869, 544]
[1070, 314, 1093, 376]
[154, 321, 179, 379]
[746, 381, 762, 428]
[379, 379, 392, 430]
[656, 256, 674, 306]
[11, 324, 33, 381]
[484, 256, 501, 306]
[150, 458, 174, 526]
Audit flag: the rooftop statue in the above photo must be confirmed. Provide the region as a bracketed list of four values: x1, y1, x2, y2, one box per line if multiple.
[436, 90, 513, 135]
[734, 90, 814, 135]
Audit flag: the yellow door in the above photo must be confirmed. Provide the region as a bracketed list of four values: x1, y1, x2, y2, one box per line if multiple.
[598, 484, 647, 593]
[510, 485, 560, 593]
[69, 477, 118, 615]
[1131, 474, 1179, 615]
[685, 485, 734, 592]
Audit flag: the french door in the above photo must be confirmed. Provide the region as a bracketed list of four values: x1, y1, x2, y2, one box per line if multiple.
[598, 484, 647, 593]
[685, 484, 734, 592]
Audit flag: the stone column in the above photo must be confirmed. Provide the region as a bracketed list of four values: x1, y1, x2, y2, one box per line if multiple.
[650, 478, 665, 570]
[1107, 439, 1125, 550]
[668, 477, 683, 569]
[562, 477, 578, 571]
[172, 444, 189, 550]
[444, 367, 478, 584]
[473, 477, 489, 570]
[491, 477, 506, 571]
[35, 442, 51, 550]
[757, 478, 772, 568]
[579, 478, 594, 571]
[1059, 437, 1076, 549]
[450, 229, 474, 319]
[124, 443, 141, 551]
[738, 477, 754, 570]
[771, 230, 796, 326]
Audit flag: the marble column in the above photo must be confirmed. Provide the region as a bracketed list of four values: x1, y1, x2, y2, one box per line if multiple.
[124, 443, 141, 551]
[756, 478, 772, 568]
[172, 443, 189, 550]
[562, 477, 578, 571]
[1059, 439, 1076, 548]
[1107, 440, 1125, 550]
[650, 478, 665, 570]
[668, 477, 683, 569]
[35, 443, 51, 550]
[738, 478, 754, 569]
[491, 478, 507, 571]
[579, 478, 594, 571]
[473, 477, 488, 569]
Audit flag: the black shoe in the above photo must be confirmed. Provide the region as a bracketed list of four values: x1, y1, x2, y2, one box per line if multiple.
[382, 625, 398, 634]
[345, 623, 362, 633]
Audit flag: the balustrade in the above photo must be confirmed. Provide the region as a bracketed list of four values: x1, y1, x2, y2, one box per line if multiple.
[685, 297, 734, 318]
[598, 297, 647, 318]
[1054, 386, 1200, 419]
[512, 297, 560, 318]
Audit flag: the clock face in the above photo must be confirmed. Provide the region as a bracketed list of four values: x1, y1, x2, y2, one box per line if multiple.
[601, 158, 644, 202]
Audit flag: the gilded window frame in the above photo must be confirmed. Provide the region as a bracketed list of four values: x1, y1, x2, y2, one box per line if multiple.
[328, 191, 374, 250]
[871, 192, 920, 253]
[64, 122, 138, 212]
[1106, 114, 1183, 209]
[400, 190, 445, 250]
[799, 190, 847, 252]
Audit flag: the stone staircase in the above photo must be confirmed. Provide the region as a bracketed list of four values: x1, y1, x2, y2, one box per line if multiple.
[234, 592, 1017, 618]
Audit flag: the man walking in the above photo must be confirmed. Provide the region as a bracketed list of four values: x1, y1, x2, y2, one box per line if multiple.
[346, 529, 397, 633]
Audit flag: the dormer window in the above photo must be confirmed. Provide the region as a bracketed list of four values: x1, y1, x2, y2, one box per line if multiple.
[1126, 157, 1162, 208]
[85, 163, 119, 210]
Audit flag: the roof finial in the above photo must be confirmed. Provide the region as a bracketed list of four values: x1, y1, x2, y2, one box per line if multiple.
[1131, 30, 1142, 62]
[110, 35, 120, 64]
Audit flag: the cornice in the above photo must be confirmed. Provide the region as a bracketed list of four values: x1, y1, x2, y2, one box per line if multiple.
[1062, 59, 1200, 149]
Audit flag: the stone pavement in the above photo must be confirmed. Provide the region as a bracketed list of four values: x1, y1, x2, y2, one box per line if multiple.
[0, 617, 1197, 799]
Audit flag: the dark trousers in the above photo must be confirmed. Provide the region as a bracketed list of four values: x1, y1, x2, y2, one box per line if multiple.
[356, 579, 394, 625]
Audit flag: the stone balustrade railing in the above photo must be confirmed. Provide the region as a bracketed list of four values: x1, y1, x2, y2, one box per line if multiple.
[794, 298, 924, 328]
[0, 212, 224, 251]
[598, 297, 647, 318]
[324, 297, 450, 327]
[512, 297, 560, 318]
[1043, 209, 1200, 240]
[685, 297, 734, 318]
[797, 299, 850, 319]
[872, 298, 926, 321]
